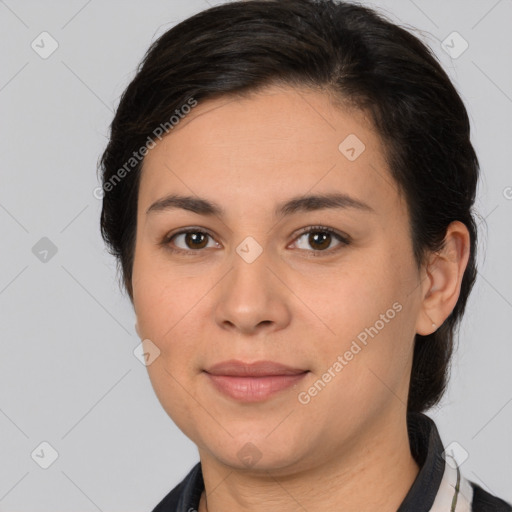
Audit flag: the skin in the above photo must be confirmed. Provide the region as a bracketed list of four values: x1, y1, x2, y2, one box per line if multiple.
[131, 84, 470, 512]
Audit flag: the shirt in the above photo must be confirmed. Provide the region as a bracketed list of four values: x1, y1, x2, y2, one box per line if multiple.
[150, 411, 512, 511]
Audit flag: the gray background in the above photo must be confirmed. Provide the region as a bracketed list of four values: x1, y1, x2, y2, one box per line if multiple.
[0, 0, 511, 510]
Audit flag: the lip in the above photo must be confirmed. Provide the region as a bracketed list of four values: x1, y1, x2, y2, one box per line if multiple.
[204, 360, 308, 402]
[205, 359, 308, 377]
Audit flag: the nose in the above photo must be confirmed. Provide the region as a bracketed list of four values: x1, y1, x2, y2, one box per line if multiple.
[213, 244, 292, 336]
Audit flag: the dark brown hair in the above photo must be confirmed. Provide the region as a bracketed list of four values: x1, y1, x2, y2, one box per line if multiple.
[98, 0, 479, 414]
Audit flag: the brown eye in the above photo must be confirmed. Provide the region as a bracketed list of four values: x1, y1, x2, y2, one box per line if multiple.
[165, 230, 218, 253]
[293, 226, 350, 253]
[308, 231, 331, 250]
[183, 232, 209, 249]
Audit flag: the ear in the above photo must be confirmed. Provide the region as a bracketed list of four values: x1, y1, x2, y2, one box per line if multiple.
[416, 221, 471, 335]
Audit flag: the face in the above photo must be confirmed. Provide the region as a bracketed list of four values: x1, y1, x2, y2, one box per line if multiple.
[132, 85, 425, 474]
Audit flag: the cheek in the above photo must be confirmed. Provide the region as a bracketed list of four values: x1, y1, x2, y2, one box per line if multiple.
[132, 253, 223, 390]
[313, 248, 416, 378]
[133, 244, 198, 337]
[133, 267, 207, 430]
[134, 276, 201, 350]
[298, 253, 405, 344]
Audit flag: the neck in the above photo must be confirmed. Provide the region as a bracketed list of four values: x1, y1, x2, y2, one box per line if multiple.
[198, 410, 420, 512]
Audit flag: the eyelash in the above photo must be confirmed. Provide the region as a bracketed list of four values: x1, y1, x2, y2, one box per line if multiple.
[160, 225, 351, 257]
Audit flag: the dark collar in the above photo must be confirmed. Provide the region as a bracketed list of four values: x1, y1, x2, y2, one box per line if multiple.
[397, 411, 446, 510]
[152, 411, 446, 512]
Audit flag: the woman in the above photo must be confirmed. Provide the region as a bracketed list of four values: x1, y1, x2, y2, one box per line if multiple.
[99, 0, 512, 510]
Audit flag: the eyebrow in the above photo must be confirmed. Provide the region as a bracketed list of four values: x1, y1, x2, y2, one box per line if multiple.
[146, 192, 375, 218]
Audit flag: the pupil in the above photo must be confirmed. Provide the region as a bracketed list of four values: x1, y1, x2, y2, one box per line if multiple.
[187, 232, 207, 248]
[310, 232, 330, 250]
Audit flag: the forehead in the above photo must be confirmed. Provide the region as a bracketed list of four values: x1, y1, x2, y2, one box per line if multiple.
[138, 85, 401, 218]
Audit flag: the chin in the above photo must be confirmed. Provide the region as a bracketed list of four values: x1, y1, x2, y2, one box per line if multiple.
[200, 431, 312, 474]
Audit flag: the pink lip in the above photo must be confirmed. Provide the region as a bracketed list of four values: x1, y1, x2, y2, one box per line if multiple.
[205, 359, 307, 377]
[204, 360, 308, 402]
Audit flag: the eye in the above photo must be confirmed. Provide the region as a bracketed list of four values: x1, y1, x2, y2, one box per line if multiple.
[291, 226, 350, 254]
[162, 228, 220, 254]
[161, 225, 350, 256]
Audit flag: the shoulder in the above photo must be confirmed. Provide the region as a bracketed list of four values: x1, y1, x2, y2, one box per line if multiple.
[150, 462, 203, 512]
[469, 480, 512, 512]
[150, 481, 184, 512]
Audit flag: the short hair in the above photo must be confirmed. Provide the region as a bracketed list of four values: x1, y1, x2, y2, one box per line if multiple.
[99, 0, 479, 415]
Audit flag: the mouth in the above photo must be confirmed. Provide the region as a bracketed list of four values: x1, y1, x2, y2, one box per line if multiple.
[203, 360, 309, 402]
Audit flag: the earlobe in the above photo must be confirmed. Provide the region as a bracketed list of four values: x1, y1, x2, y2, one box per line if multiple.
[416, 221, 471, 336]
